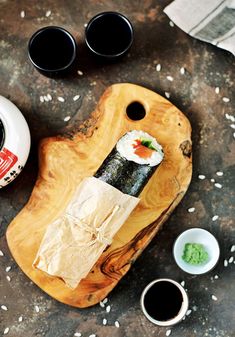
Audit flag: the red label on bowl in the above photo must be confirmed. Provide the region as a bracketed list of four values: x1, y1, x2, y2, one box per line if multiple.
[0, 148, 18, 179]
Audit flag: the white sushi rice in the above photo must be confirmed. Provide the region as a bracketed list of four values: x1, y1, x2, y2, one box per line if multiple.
[116, 131, 164, 167]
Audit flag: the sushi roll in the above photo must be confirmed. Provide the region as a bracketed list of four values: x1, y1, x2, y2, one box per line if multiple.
[94, 130, 164, 196]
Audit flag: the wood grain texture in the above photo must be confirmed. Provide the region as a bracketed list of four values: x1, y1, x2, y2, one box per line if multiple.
[6, 83, 192, 308]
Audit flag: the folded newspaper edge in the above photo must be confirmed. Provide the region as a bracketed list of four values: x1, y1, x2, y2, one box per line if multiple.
[164, 0, 235, 56]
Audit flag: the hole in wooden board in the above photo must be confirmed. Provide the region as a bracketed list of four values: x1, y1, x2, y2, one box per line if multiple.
[126, 101, 146, 121]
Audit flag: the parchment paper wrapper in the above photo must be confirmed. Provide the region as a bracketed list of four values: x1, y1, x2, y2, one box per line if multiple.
[33, 177, 140, 289]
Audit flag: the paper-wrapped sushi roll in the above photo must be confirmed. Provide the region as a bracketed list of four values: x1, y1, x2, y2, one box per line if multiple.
[34, 130, 164, 288]
[95, 130, 164, 196]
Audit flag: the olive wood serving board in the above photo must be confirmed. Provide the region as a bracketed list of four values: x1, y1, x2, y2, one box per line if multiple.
[7, 83, 192, 308]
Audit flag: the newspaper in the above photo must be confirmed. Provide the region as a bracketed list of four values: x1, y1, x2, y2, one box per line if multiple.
[164, 0, 235, 55]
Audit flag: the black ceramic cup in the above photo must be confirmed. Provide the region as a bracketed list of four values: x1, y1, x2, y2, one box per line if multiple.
[28, 26, 77, 77]
[85, 12, 134, 59]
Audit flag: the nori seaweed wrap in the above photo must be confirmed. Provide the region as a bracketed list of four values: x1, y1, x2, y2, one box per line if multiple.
[94, 130, 164, 197]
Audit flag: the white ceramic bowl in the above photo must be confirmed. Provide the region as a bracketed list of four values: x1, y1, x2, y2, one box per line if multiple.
[0, 96, 31, 188]
[140, 278, 189, 326]
[173, 228, 220, 274]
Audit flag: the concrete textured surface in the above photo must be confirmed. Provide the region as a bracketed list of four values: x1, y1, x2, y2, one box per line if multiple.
[0, 0, 234, 337]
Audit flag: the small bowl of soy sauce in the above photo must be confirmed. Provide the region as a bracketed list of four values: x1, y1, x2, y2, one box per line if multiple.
[85, 12, 134, 60]
[140, 278, 189, 326]
[28, 26, 77, 77]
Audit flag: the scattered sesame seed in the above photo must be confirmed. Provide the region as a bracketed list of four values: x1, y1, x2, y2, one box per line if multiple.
[47, 94, 52, 101]
[224, 259, 228, 267]
[188, 207, 195, 213]
[192, 305, 197, 311]
[74, 333, 81, 337]
[3, 327, 9, 335]
[215, 87, 220, 94]
[180, 67, 185, 75]
[63, 116, 71, 122]
[222, 97, 230, 103]
[5, 266, 11, 272]
[166, 75, 173, 81]
[0, 250, 4, 256]
[3, 328, 10, 335]
[103, 298, 108, 304]
[225, 113, 235, 122]
[198, 174, 206, 180]
[43, 95, 49, 102]
[229, 256, 234, 263]
[89, 335, 96, 337]
[115, 321, 120, 328]
[165, 92, 170, 99]
[73, 95, 80, 101]
[230, 124, 235, 129]
[231, 245, 235, 252]
[186, 309, 192, 316]
[166, 329, 172, 336]
[77, 70, 83, 76]
[216, 171, 223, 176]
[102, 318, 107, 326]
[156, 64, 161, 72]
[211, 178, 215, 182]
[18, 316, 23, 322]
[214, 183, 222, 189]
[6, 276, 11, 282]
[84, 23, 88, 28]
[106, 305, 111, 313]
[20, 11, 25, 18]
[169, 21, 174, 27]
[180, 281, 185, 287]
[233, 132, 235, 139]
[1, 305, 8, 311]
[57, 96, 65, 102]
[214, 275, 219, 279]
[45, 10, 51, 17]
[90, 81, 96, 86]
[99, 301, 105, 308]
[212, 215, 219, 221]
[40, 96, 44, 103]
[35, 305, 40, 313]
[211, 295, 217, 301]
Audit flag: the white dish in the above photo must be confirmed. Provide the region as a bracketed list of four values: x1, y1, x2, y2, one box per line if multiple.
[173, 228, 220, 274]
[0, 96, 31, 188]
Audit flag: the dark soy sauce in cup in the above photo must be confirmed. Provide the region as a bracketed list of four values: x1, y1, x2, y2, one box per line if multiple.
[144, 281, 183, 321]
[29, 29, 75, 70]
[0, 119, 4, 150]
[86, 13, 133, 57]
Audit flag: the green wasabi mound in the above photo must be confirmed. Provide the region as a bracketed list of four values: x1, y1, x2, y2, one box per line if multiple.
[182, 243, 209, 265]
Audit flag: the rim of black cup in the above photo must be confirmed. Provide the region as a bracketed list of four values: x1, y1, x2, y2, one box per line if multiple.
[85, 11, 134, 58]
[28, 26, 77, 73]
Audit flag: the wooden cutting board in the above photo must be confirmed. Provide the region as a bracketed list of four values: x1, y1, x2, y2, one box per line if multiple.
[6, 83, 192, 308]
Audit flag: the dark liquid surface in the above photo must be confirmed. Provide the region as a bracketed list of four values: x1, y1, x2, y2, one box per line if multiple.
[144, 281, 183, 321]
[86, 15, 132, 55]
[30, 29, 75, 70]
[0, 119, 4, 151]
